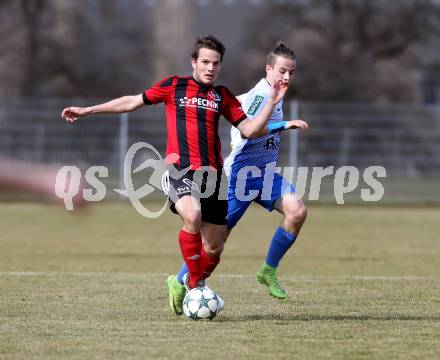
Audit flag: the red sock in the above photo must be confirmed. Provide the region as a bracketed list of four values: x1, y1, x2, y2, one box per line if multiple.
[200, 245, 220, 280]
[178, 229, 202, 288]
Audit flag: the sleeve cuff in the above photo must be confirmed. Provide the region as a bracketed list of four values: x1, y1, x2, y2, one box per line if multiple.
[233, 114, 247, 127]
[142, 92, 153, 105]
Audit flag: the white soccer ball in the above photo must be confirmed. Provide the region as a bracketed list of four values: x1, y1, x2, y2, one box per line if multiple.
[182, 286, 220, 321]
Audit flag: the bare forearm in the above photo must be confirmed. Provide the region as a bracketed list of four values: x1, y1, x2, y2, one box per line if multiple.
[239, 119, 308, 139]
[86, 95, 143, 114]
[248, 126, 270, 138]
[62, 94, 145, 122]
[238, 100, 276, 138]
[251, 100, 276, 133]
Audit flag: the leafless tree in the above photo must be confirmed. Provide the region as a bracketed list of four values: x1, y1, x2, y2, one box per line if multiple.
[239, 0, 440, 102]
[0, 0, 154, 98]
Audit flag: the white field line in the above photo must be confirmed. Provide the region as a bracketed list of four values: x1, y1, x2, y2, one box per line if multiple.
[0, 272, 439, 281]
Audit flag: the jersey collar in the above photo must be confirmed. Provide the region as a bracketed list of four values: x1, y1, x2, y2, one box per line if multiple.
[191, 76, 214, 91]
[257, 78, 271, 89]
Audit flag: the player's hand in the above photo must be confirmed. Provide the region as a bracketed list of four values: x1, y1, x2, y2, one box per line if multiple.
[61, 107, 89, 122]
[269, 79, 289, 104]
[286, 119, 309, 131]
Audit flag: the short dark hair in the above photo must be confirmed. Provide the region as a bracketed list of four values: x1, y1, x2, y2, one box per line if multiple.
[266, 41, 296, 67]
[191, 34, 226, 62]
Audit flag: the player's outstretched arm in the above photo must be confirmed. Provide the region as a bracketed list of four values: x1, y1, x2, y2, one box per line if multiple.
[61, 94, 144, 122]
[236, 79, 288, 138]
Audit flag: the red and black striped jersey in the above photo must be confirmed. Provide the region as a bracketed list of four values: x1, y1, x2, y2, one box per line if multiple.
[143, 76, 246, 170]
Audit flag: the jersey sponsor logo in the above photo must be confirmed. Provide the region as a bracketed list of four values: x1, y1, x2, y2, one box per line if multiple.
[247, 95, 264, 116]
[178, 96, 219, 112]
[176, 185, 192, 194]
[207, 89, 222, 102]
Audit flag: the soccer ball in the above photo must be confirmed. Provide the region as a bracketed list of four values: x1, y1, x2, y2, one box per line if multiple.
[183, 287, 220, 321]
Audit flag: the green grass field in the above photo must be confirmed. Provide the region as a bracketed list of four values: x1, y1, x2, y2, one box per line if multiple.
[1, 202, 439, 359]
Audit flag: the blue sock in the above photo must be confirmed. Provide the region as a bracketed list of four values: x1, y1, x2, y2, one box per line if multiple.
[265, 226, 297, 268]
[177, 262, 188, 285]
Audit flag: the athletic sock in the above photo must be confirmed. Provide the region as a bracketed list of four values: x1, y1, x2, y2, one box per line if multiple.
[265, 226, 297, 268]
[176, 247, 219, 283]
[178, 229, 202, 288]
[177, 262, 188, 285]
[200, 245, 220, 280]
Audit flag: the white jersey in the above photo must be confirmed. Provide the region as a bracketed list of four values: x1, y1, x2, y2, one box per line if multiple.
[224, 78, 284, 177]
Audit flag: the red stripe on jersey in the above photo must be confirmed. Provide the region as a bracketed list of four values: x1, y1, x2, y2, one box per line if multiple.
[184, 84, 202, 170]
[165, 98, 179, 166]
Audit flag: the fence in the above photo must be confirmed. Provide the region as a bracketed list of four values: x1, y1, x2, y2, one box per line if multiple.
[0, 97, 439, 205]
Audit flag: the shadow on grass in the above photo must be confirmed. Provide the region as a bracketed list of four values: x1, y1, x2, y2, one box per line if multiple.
[217, 314, 440, 322]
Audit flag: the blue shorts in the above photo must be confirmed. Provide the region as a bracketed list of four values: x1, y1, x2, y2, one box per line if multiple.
[227, 172, 296, 229]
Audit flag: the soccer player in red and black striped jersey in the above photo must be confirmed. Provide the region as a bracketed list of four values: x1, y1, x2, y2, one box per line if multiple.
[61, 35, 288, 314]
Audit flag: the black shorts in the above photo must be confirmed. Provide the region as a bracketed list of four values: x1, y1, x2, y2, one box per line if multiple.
[162, 167, 228, 225]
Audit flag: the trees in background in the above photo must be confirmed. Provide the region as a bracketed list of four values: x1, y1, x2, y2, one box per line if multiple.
[0, 0, 439, 102]
[0, 0, 154, 97]
[240, 0, 440, 102]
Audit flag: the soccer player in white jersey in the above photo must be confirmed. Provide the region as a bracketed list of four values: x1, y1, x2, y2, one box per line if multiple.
[223, 42, 308, 299]
[168, 42, 308, 312]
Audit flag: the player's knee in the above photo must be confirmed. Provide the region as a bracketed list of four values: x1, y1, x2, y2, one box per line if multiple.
[204, 242, 224, 258]
[285, 202, 307, 226]
[297, 204, 308, 223]
[182, 210, 202, 231]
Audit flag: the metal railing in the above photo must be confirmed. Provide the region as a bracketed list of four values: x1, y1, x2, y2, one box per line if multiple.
[1, 97, 439, 204]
